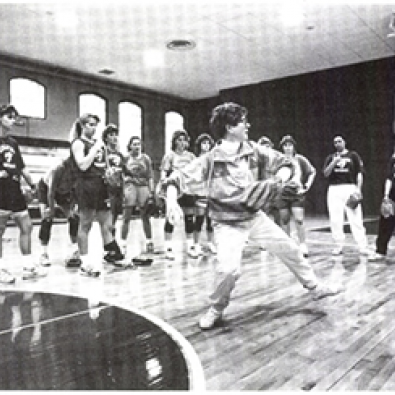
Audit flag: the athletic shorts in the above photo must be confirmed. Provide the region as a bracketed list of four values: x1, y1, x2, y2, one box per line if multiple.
[0, 181, 27, 213]
[37, 179, 74, 209]
[124, 183, 150, 208]
[75, 177, 110, 211]
[178, 193, 195, 209]
[275, 195, 305, 210]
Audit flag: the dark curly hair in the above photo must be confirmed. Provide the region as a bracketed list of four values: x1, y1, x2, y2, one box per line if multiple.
[171, 130, 190, 151]
[0, 104, 19, 118]
[127, 135, 142, 152]
[279, 135, 297, 149]
[194, 133, 215, 156]
[102, 124, 118, 143]
[209, 102, 247, 140]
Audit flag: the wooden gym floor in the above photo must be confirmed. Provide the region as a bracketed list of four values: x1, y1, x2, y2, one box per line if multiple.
[1, 214, 395, 390]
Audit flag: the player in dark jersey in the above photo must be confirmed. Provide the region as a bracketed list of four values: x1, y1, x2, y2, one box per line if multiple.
[102, 124, 124, 238]
[0, 104, 47, 283]
[323, 135, 368, 255]
[37, 157, 81, 267]
[70, 114, 124, 277]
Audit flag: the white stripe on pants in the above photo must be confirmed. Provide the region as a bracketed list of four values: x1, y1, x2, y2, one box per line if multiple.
[210, 211, 318, 313]
[327, 184, 367, 249]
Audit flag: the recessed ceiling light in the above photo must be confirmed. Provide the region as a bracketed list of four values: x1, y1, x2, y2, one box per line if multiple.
[99, 69, 115, 75]
[166, 39, 196, 51]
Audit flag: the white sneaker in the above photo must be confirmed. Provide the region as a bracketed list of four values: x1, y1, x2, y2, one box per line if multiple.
[79, 264, 101, 277]
[187, 245, 199, 258]
[66, 250, 80, 260]
[308, 283, 342, 300]
[300, 243, 309, 257]
[0, 269, 16, 284]
[23, 266, 47, 280]
[39, 253, 51, 267]
[194, 244, 203, 256]
[359, 247, 371, 256]
[207, 242, 217, 254]
[331, 246, 343, 256]
[368, 251, 386, 261]
[165, 249, 175, 260]
[65, 250, 82, 268]
[198, 307, 222, 330]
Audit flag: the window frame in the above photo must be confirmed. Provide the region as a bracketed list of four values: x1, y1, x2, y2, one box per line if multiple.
[9, 77, 47, 120]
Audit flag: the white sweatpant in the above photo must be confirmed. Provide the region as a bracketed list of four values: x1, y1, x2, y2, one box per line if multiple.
[327, 184, 367, 250]
[210, 211, 319, 313]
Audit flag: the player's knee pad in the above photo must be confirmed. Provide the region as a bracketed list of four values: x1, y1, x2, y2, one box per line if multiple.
[39, 218, 53, 243]
[68, 215, 79, 239]
[164, 220, 174, 233]
[184, 215, 194, 234]
[195, 215, 205, 232]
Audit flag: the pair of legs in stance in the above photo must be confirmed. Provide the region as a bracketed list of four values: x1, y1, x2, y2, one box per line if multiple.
[194, 197, 216, 255]
[327, 184, 368, 255]
[164, 194, 217, 260]
[76, 181, 124, 277]
[278, 197, 308, 257]
[368, 212, 395, 261]
[120, 183, 154, 257]
[37, 181, 80, 267]
[0, 209, 47, 283]
[199, 210, 340, 330]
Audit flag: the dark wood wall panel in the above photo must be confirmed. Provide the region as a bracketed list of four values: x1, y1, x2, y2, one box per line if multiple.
[188, 57, 395, 216]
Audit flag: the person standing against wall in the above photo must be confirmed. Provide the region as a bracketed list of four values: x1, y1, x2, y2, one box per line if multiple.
[102, 124, 124, 238]
[193, 133, 217, 255]
[120, 136, 155, 257]
[323, 135, 369, 255]
[37, 157, 80, 267]
[160, 130, 197, 260]
[276, 135, 316, 257]
[368, 154, 395, 261]
[70, 114, 124, 277]
[0, 104, 47, 282]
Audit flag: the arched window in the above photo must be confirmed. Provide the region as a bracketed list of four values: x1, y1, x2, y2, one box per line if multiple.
[165, 111, 184, 154]
[79, 93, 106, 136]
[10, 78, 45, 119]
[118, 101, 142, 155]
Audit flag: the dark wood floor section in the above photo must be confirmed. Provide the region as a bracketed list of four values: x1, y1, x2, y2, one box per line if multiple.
[2, 215, 395, 390]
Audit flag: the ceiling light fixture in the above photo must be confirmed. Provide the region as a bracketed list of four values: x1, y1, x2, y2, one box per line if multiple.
[166, 39, 196, 51]
[99, 69, 115, 75]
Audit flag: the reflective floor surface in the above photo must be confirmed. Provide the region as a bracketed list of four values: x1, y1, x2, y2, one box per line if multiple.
[0, 290, 197, 390]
